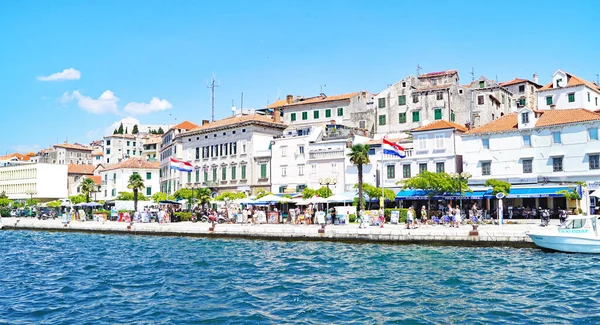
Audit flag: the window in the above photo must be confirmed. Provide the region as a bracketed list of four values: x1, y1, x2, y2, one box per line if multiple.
[482, 138, 489, 149]
[501, 94, 505, 104]
[331, 163, 338, 173]
[291, 113, 296, 121]
[523, 159, 532, 173]
[378, 98, 386, 108]
[325, 109, 331, 118]
[546, 96, 552, 106]
[479, 81, 485, 88]
[596, 98, 598, 106]
[146, 187, 152, 196]
[552, 132, 561, 144]
[386, 165, 395, 179]
[436, 162, 445, 173]
[553, 157, 563, 172]
[195, 170, 200, 182]
[398, 95, 406, 105]
[403, 165, 411, 178]
[434, 108, 442, 120]
[359, 120, 366, 129]
[298, 165, 304, 176]
[126, 149, 130, 155]
[481, 162, 491, 176]
[368, 148, 375, 155]
[106, 140, 111, 146]
[412, 94, 419, 103]
[419, 163, 427, 174]
[436, 92, 444, 100]
[107, 149, 111, 155]
[311, 164, 317, 174]
[590, 155, 600, 170]
[337, 107, 344, 116]
[204, 170, 208, 182]
[127, 141, 130, 146]
[146, 172, 151, 180]
[435, 134, 444, 149]
[417, 136, 427, 150]
[112, 189, 116, 196]
[222, 167, 227, 181]
[281, 146, 287, 157]
[477, 95, 484, 105]
[523, 135, 531, 147]
[313, 110, 319, 119]
[588, 93, 591, 102]
[302, 112, 308, 120]
[133, 150, 136, 155]
[399, 113, 407, 123]
[412, 111, 420, 122]
[521, 112, 529, 124]
[133, 142, 136, 147]
[212, 168, 217, 181]
[402, 82, 406, 87]
[195, 147, 200, 159]
[518, 85, 525, 93]
[378, 115, 386, 126]
[231, 166, 236, 180]
[187, 172, 191, 183]
[568, 93, 575, 103]
[590, 128, 599, 140]
[519, 98, 526, 106]
[281, 166, 287, 176]
[299, 145, 305, 154]
[450, 111, 455, 122]
[260, 164, 267, 179]
[241, 165, 247, 179]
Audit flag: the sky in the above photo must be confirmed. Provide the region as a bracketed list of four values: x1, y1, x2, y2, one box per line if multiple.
[1, 0, 599, 154]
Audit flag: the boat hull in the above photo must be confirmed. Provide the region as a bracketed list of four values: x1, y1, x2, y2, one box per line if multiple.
[528, 234, 600, 253]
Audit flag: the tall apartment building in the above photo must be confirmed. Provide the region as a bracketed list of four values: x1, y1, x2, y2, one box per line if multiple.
[158, 121, 199, 195]
[34, 142, 93, 165]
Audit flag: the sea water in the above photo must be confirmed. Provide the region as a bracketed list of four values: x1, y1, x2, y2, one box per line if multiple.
[1, 230, 600, 324]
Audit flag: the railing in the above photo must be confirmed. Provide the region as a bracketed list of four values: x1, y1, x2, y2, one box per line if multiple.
[309, 150, 345, 159]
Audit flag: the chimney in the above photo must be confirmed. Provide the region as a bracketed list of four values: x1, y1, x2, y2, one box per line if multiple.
[202, 120, 210, 126]
[273, 108, 281, 123]
[286, 95, 293, 104]
[533, 73, 539, 84]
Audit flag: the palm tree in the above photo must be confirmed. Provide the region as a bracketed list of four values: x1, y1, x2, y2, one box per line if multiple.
[127, 173, 145, 212]
[347, 144, 371, 212]
[80, 177, 97, 203]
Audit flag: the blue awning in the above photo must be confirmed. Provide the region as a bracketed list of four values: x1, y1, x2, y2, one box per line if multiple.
[444, 190, 490, 200]
[396, 189, 431, 200]
[506, 187, 569, 198]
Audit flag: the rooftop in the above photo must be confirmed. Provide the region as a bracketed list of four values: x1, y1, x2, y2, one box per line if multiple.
[185, 114, 286, 134]
[539, 71, 600, 92]
[413, 120, 468, 133]
[102, 158, 160, 171]
[499, 78, 542, 88]
[466, 108, 600, 134]
[172, 120, 199, 130]
[67, 164, 95, 175]
[88, 175, 102, 186]
[418, 70, 458, 78]
[0, 152, 34, 161]
[54, 142, 93, 151]
[267, 92, 361, 109]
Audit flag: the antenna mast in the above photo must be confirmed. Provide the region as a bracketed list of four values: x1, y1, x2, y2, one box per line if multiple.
[596, 73, 599, 85]
[470, 67, 475, 82]
[207, 74, 219, 122]
[416, 64, 423, 76]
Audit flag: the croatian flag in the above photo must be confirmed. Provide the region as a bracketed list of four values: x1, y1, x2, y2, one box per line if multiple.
[382, 137, 406, 158]
[169, 157, 193, 172]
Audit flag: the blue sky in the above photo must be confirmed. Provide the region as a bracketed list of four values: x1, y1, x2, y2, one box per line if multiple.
[1, 0, 599, 154]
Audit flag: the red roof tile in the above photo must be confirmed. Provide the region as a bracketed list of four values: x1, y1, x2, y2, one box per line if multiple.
[172, 120, 199, 130]
[185, 114, 286, 134]
[539, 71, 600, 93]
[413, 120, 468, 133]
[418, 70, 458, 78]
[54, 143, 93, 151]
[267, 92, 361, 109]
[88, 175, 102, 186]
[102, 158, 160, 171]
[68, 164, 95, 175]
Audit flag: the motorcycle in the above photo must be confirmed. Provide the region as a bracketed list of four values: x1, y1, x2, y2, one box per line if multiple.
[540, 209, 550, 227]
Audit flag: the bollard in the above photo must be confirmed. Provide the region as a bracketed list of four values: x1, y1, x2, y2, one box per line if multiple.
[318, 224, 325, 234]
[469, 224, 479, 236]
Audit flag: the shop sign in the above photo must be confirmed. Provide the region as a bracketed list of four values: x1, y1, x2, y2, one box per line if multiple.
[586, 181, 600, 189]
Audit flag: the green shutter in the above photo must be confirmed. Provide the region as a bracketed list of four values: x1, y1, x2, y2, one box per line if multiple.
[398, 95, 406, 105]
[146, 187, 151, 196]
[195, 170, 200, 182]
[241, 165, 247, 179]
[568, 93, 575, 102]
[231, 166, 236, 180]
[204, 171, 208, 181]
[434, 109, 442, 120]
[302, 112, 308, 120]
[451, 111, 456, 122]
[337, 107, 343, 116]
[479, 81, 485, 88]
[379, 115, 386, 126]
[412, 111, 420, 122]
[314, 110, 319, 119]
[146, 172, 151, 180]
[291, 113, 296, 121]
[399, 113, 406, 123]
[378, 98, 386, 108]
[187, 172, 191, 183]
[325, 109, 331, 118]
[213, 168, 217, 181]
[260, 164, 267, 178]
[222, 167, 226, 181]
[546, 96, 552, 105]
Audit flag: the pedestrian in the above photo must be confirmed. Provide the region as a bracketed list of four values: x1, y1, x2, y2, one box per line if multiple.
[242, 207, 248, 224]
[358, 208, 366, 228]
[454, 205, 462, 228]
[379, 208, 385, 228]
[406, 206, 414, 229]
[420, 206, 427, 228]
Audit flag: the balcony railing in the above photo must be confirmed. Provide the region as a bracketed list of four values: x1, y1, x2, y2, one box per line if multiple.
[309, 150, 345, 160]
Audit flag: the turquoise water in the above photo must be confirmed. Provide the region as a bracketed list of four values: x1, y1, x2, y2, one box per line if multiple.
[1, 231, 600, 324]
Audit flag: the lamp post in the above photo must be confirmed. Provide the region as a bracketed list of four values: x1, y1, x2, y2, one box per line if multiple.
[25, 190, 37, 206]
[449, 172, 472, 216]
[319, 178, 337, 224]
[186, 182, 196, 212]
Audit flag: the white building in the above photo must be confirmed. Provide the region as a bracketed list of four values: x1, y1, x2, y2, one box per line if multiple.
[178, 114, 287, 197]
[267, 91, 376, 133]
[34, 142, 93, 165]
[99, 158, 160, 201]
[70, 175, 102, 199]
[103, 134, 141, 164]
[462, 107, 600, 213]
[537, 70, 600, 111]
[0, 163, 68, 201]
[158, 121, 200, 195]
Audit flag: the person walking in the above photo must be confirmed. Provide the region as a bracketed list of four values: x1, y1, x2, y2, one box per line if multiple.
[454, 205, 462, 228]
[420, 206, 427, 227]
[406, 206, 415, 229]
[358, 208, 366, 229]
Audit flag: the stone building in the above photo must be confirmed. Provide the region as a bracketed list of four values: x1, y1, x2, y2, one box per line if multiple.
[499, 75, 541, 110]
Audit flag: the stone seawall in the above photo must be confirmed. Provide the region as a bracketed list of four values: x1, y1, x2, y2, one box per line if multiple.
[0, 218, 538, 248]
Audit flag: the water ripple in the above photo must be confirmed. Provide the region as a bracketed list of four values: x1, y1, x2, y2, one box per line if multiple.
[1, 230, 600, 324]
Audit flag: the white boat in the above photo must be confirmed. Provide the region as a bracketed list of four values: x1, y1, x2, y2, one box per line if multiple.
[528, 215, 600, 253]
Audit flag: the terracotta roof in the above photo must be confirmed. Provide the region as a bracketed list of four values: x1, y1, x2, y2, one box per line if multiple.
[68, 164, 95, 175]
[365, 137, 406, 145]
[105, 134, 136, 139]
[539, 71, 600, 92]
[413, 83, 453, 92]
[102, 158, 160, 171]
[144, 137, 161, 145]
[54, 143, 93, 151]
[499, 78, 541, 88]
[185, 114, 286, 134]
[0, 153, 31, 161]
[466, 108, 600, 134]
[92, 150, 104, 156]
[267, 92, 360, 109]
[173, 121, 199, 130]
[413, 120, 468, 133]
[88, 175, 102, 186]
[418, 70, 458, 78]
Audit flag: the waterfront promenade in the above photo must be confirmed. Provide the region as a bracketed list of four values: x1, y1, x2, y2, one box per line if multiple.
[1, 217, 551, 247]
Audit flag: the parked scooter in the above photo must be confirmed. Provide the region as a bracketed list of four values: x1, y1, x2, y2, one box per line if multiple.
[540, 208, 550, 227]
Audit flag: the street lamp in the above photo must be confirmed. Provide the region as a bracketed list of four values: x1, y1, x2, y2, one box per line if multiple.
[449, 172, 472, 215]
[186, 182, 196, 212]
[318, 178, 337, 192]
[25, 190, 37, 206]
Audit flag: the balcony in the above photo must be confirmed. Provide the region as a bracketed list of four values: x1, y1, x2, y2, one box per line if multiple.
[321, 125, 365, 141]
[309, 149, 345, 160]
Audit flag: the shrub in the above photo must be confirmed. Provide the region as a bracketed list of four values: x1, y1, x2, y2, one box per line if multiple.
[0, 208, 10, 218]
[175, 212, 192, 221]
[348, 214, 356, 223]
[384, 208, 408, 223]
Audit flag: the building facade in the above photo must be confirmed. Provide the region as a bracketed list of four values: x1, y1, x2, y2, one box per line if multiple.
[67, 164, 96, 196]
[99, 158, 160, 201]
[467, 76, 515, 127]
[158, 121, 199, 195]
[0, 163, 68, 201]
[499, 76, 541, 110]
[537, 70, 600, 111]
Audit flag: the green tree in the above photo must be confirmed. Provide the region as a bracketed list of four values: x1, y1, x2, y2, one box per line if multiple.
[69, 194, 87, 204]
[113, 129, 118, 134]
[557, 182, 585, 214]
[214, 191, 247, 201]
[0, 198, 11, 207]
[399, 171, 458, 217]
[347, 144, 371, 212]
[125, 127, 128, 134]
[127, 173, 146, 212]
[0, 191, 7, 199]
[47, 200, 62, 208]
[157, 127, 164, 134]
[151, 191, 175, 203]
[132, 124, 139, 134]
[80, 177, 97, 203]
[358, 183, 395, 209]
[316, 186, 333, 198]
[12, 201, 24, 209]
[302, 188, 316, 199]
[282, 194, 293, 199]
[26, 198, 39, 207]
[173, 188, 194, 200]
[196, 188, 212, 206]
[484, 179, 512, 196]
[255, 189, 270, 199]
[117, 123, 124, 134]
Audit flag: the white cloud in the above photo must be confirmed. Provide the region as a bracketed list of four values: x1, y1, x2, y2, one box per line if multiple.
[123, 97, 173, 115]
[104, 117, 141, 136]
[61, 90, 119, 114]
[12, 144, 40, 153]
[37, 68, 81, 81]
[85, 129, 103, 140]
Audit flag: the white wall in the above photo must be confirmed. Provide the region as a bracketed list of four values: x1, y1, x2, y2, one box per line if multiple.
[0, 163, 67, 200]
[537, 85, 600, 111]
[100, 168, 160, 201]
